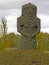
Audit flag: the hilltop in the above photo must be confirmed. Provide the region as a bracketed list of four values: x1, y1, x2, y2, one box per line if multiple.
[0, 48, 49, 65]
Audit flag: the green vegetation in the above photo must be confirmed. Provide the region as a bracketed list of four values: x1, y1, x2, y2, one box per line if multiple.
[0, 32, 49, 53]
[0, 32, 21, 52]
[36, 32, 49, 51]
[0, 17, 21, 53]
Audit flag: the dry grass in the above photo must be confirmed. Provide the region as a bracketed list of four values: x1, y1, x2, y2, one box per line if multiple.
[0, 49, 49, 65]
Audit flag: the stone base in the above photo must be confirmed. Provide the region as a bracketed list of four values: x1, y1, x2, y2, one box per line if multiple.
[18, 41, 37, 49]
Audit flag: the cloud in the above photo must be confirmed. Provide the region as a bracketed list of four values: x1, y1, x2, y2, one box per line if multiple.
[0, 0, 22, 9]
[0, 9, 21, 22]
[0, 0, 49, 23]
[41, 28, 49, 33]
[37, 14, 49, 28]
[5, 14, 20, 34]
[0, 0, 49, 15]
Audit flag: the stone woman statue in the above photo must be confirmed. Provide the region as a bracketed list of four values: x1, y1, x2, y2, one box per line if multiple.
[17, 3, 40, 49]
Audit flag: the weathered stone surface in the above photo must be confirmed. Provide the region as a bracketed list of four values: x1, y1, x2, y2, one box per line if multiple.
[17, 3, 40, 49]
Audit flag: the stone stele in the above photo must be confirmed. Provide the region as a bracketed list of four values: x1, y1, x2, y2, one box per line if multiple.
[17, 3, 40, 49]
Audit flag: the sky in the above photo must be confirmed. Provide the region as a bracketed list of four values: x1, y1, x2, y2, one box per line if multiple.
[0, 0, 49, 34]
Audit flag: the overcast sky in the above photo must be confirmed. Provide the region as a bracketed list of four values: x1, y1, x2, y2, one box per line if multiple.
[0, 0, 49, 34]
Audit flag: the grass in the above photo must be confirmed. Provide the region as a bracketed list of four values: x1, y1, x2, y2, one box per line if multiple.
[0, 48, 49, 65]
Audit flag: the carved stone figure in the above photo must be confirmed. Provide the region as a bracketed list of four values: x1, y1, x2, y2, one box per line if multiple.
[17, 3, 40, 49]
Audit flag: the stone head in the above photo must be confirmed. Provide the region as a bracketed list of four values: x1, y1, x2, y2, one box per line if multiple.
[22, 3, 37, 18]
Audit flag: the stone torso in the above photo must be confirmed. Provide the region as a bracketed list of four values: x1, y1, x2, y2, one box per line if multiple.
[18, 16, 40, 37]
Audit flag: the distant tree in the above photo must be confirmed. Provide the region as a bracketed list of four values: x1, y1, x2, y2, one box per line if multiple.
[0, 17, 7, 44]
[36, 32, 49, 51]
[1, 17, 7, 36]
[0, 25, 2, 37]
[13, 34, 21, 47]
[1, 32, 21, 49]
[7, 33, 21, 48]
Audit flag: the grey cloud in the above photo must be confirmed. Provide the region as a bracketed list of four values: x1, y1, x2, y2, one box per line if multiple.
[0, 0, 49, 15]
[0, 9, 10, 23]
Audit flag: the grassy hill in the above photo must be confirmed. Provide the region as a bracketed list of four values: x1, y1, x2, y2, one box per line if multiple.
[0, 48, 49, 65]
